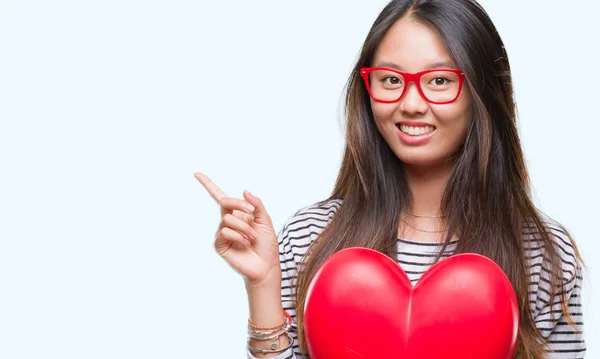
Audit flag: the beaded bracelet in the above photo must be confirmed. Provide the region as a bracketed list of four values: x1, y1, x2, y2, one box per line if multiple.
[247, 309, 292, 330]
[248, 311, 292, 337]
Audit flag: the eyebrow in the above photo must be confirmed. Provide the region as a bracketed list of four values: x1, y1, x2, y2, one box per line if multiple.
[374, 60, 457, 70]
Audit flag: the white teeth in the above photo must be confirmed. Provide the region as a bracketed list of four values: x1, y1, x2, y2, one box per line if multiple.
[399, 125, 435, 136]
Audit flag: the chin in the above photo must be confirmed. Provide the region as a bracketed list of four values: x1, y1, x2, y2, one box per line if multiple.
[394, 149, 449, 168]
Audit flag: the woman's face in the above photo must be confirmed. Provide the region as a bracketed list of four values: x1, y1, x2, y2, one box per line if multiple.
[369, 16, 473, 168]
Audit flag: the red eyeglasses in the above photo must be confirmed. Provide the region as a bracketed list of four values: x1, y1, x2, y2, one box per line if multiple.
[360, 67, 466, 104]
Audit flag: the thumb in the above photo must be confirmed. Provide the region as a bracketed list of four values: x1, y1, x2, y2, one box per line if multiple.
[243, 190, 272, 226]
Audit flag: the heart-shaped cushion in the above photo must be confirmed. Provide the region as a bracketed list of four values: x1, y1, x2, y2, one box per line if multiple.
[304, 247, 519, 359]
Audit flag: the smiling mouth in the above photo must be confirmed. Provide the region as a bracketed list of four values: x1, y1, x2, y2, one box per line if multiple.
[396, 124, 436, 136]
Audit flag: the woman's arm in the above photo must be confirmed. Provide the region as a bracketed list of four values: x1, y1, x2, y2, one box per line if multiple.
[245, 278, 290, 359]
[246, 212, 308, 359]
[194, 173, 304, 358]
[531, 224, 586, 358]
[246, 199, 341, 359]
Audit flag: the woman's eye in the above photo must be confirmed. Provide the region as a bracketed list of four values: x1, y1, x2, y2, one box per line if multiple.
[430, 77, 451, 86]
[381, 76, 401, 85]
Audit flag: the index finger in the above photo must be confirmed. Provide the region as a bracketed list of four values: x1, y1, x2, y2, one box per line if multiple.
[194, 172, 227, 204]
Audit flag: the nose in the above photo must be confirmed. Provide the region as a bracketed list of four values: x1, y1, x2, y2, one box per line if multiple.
[398, 81, 428, 115]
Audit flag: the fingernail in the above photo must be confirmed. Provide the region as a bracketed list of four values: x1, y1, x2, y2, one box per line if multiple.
[246, 204, 256, 212]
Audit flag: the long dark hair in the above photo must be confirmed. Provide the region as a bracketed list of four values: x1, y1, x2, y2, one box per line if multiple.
[293, 0, 583, 358]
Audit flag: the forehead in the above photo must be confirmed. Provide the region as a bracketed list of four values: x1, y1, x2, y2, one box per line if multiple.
[372, 17, 457, 71]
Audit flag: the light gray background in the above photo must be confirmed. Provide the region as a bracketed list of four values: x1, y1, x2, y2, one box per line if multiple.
[0, 0, 598, 358]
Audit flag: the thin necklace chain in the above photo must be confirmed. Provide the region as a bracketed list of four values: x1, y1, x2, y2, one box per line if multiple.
[399, 217, 447, 233]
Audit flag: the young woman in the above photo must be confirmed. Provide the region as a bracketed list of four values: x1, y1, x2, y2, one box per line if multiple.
[196, 0, 586, 357]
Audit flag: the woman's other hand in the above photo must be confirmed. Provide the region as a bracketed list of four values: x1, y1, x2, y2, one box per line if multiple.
[195, 172, 281, 287]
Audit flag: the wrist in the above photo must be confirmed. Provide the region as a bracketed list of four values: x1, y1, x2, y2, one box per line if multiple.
[245, 268, 284, 328]
[245, 267, 281, 291]
[246, 286, 284, 328]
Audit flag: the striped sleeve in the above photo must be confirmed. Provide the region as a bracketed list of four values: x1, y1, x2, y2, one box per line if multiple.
[247, 199, 342, 359]
[526, 221, 586, 358]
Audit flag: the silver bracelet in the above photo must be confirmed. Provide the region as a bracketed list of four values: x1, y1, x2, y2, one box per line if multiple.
[248, 321, 292, 340]
[247, 332, 294, 354]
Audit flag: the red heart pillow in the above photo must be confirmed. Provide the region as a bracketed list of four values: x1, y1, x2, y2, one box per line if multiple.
[304, 247, 519, 359]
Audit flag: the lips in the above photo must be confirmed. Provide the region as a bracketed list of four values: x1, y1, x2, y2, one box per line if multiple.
[396, 125, 437, 146]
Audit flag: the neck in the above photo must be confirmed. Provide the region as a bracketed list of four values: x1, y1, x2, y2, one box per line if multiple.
[403, 160, 454, 217]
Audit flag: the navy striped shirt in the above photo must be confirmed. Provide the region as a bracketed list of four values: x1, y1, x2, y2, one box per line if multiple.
[247, 199, 586, 358]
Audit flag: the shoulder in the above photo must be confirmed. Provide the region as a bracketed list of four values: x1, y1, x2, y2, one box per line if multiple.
[277, 198, 343, 259]
[523, 214, 579, 273]
[279, 198, 343, 241]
